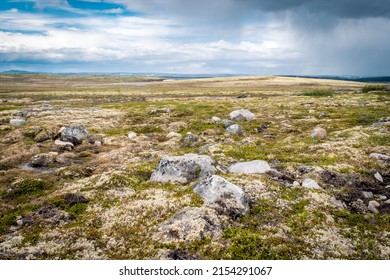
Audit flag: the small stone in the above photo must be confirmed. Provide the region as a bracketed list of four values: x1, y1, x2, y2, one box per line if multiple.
[128, 132, 137, 139]
[384, 199, 390, 204]
[374, 172, 383, 183]
[368, 200, 380, 214]
[198, 144, 213, 154]
[221, 119, 235, 128]
[30, 153, 55, 167]
[229, 109, 254, 121]
[228, 160, 271, 174]
[182, 134, 198, 143]
[54, 139, 74, 148]
[211, 116, 221, 123]
[310, 127, 327, 140]
[225, 124, 244, 135]
[369, 153, 390, 162]
[63, 193, 89, 206]
[9, 119, 26, 126]
[378, 195, 387, 200]
[293, 181, 300, 187]
[166, 132, 182, 139]
[362, 191, 374, 199]
[318, 112, 328, 118]
[302, 178, 321, 189]
[95, 140, 102, 146]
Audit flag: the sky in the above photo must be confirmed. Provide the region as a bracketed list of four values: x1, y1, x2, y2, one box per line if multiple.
[0, 0, 390, 75]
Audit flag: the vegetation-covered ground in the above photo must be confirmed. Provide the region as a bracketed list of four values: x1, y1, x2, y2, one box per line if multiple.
[0, 75, 389, 259]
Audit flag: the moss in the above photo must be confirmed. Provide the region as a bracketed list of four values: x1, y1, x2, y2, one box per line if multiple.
[4, 178, 53, 202]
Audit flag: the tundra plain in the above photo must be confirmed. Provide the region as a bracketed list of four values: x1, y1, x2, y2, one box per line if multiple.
[0, 74, 389, 260]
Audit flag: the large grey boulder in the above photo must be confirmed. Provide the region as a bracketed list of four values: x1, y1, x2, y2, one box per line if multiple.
[155, 207, 221, 243]
[150, 154, 217, 183]
[225, 124, 244, 135]
[193, 175, 249, 217]
[60, 124, 89, 145]
[228, 160, 271, 174]
[229, 109, 254, 122]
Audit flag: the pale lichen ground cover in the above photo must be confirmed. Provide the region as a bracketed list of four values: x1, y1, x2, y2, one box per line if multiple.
[0, 75, 389, 259]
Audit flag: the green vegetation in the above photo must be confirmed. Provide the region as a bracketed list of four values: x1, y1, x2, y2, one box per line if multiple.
[299, 89, 335, 97]
[362, 84, 388, 93]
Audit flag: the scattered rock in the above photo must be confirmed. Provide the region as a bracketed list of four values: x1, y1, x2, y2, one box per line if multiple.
[320, 170, 347, 188]
[369, 153, 390, 162]
[229, 109, 254, 122]
[60, 124, 89, 145]
[318, 112, 329, 118]
[293, 181, 300, 187]
[63, 193, 89, 206]
[372, 117, 390, 127]
[182, 134, 198, 143]
[30, 153, 55, 167]
[193, 175, 249, 217]
[127, 132, 137, 139]
[155, 207, 221, 243]
[54, 139, 74, 149]
[374, 172, 384, 183]
[225, 124, 244, 135]
[362, 191, 374, 199]
[302, 178, 321, 190]
[310, 127, 327, 140]
[198, 144, 213, 154]
[95, 140, 102, 147]
[228, 160, 271, 174]
[16, 216, 34, 227]
[211, 116, 221, 123]
[368, 200, 380, 214]
[166, 132, 182, 139]
[221, 119, 235, 128]
[9, 119, 26, 126]
[350, 199, 368, 214]
[150, 154, 217, 183]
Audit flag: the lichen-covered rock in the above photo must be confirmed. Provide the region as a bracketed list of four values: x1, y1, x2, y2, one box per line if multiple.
[60, 124, 89, 145]
[63, 193, 89, 206]
[30, 153, 56, 167]
[229, 109, 254, 121]
[150, 154, 217, 183]
[228, 160, 271, 174]
[225, 124, 244, 135]
[211, 116, 221, 123]
[182, 134, 198, 143]
[221, 119, 235, 128]
[310, 127, 327, 140]
[155, 207, 221, 243]
[193, 175, 249, 217]
[302, 178, 322, 189]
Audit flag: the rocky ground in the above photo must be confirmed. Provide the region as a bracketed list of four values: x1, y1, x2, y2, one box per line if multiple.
[0, 75, 389, 259]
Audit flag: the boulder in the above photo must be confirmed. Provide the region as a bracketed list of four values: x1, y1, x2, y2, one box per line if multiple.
[374, 172, 383, 183]
[150, 154, 217, 183]
[193, 175, 249, 217]
[9, 119, 26, 126]
[225, 124, 244, 135]
[368, 200, 380, 214]
[228, 160, 271, 174]
[60, 124, 89, 145]
[229, 109, 254, 122]
[30, 153, 55, 167]
[155, 207, 221, 243]
[310, 127, 327, 140]
[302, 178, 321, 190]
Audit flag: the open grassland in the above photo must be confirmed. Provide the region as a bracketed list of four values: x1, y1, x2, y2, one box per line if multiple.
[0, 75, 389, 259]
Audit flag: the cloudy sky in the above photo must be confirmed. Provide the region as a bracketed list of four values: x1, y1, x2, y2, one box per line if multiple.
[1, 0, 390, 75]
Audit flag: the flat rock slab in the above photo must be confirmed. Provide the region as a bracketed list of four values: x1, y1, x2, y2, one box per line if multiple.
[228, 160, 271, 174]
[150, 154, 217, 183]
